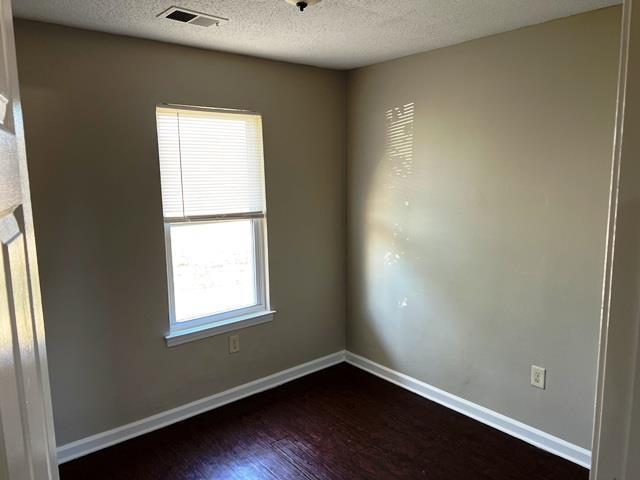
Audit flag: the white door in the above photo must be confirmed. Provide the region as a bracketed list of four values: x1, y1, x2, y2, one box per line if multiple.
[0, 0, 59, 478]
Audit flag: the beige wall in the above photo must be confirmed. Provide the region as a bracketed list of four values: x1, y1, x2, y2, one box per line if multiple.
[347, 7, 620, 449]
[14, 20, 346, 445]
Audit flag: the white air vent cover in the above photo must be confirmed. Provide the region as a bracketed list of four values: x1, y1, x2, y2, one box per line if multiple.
[158, 6, 228, 27]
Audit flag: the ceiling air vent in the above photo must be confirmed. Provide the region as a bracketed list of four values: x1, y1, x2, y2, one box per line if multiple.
[158, 6, 228, 27]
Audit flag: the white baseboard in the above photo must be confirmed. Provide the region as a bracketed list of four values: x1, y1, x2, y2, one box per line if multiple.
[57, 349, 591, 470]
[56, 350, 346, 464]
[345, 351, 592, 469]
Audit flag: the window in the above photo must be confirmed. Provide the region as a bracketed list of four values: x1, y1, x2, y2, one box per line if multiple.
[156, 105, 272, 346]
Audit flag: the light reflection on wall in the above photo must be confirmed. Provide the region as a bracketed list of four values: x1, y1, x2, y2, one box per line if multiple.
[359, 98, 420, 367]
[385, 103, 415, 183]
[383, 103, 414, 272]
[359, 101, 417, 330]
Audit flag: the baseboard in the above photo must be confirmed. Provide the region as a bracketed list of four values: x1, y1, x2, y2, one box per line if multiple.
[345, 351, 592, 469]
[56, 350, 346, 464]
[57, 349, 592, 469]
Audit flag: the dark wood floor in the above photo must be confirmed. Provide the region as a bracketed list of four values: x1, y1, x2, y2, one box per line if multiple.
[60, 363, 589, 480]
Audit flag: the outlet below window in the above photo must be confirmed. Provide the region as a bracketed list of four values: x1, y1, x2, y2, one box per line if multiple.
[229, 334, 240, 354]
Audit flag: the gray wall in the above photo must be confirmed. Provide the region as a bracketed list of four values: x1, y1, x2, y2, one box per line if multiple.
[346, 7, 620, 449]
[14, 20, 346, 445]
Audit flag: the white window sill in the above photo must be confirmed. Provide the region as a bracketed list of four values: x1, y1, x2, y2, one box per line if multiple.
[165, 310, 275, 347]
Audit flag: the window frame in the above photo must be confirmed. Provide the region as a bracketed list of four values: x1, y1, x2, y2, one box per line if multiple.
[157, 105, 273, 346]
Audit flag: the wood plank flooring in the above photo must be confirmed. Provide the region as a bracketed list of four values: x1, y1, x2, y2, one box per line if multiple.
[59, 363, 589, 480]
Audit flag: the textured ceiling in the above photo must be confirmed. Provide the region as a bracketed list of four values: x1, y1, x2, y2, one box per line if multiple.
[13, 0, 621, 70]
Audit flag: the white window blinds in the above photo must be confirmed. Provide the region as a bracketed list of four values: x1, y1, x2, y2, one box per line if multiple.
[156, 106, 266, 219]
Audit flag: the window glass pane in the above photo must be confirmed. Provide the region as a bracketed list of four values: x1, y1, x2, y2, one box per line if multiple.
[170, 220, 257, 322]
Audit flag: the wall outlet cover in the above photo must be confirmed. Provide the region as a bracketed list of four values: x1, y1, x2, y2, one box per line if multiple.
[229, 334, 240, 354]
[531, 365, 546, 389]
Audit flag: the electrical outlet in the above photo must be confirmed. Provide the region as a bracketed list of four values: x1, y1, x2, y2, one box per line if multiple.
[531, 365, 546, 389]
[229, 334, 240, 354]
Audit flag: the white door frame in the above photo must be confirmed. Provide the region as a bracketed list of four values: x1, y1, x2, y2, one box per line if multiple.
[591, 0, 640, 479]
